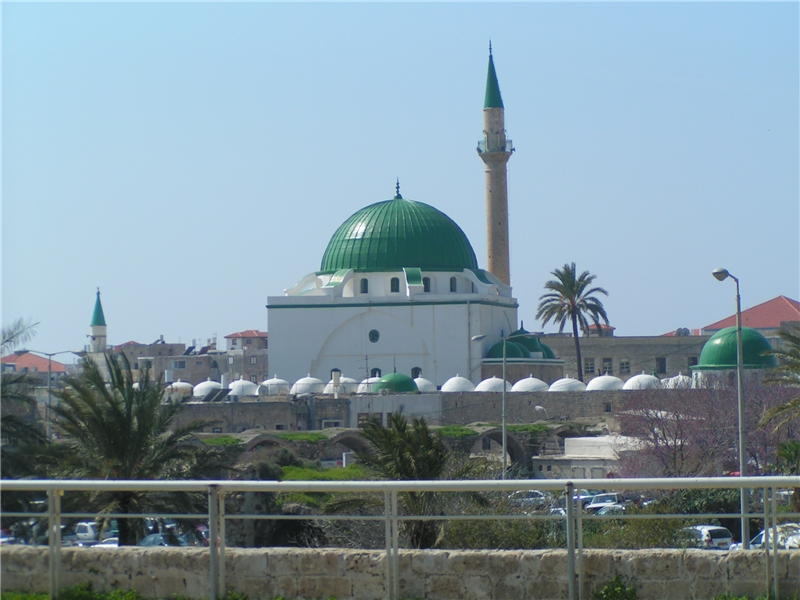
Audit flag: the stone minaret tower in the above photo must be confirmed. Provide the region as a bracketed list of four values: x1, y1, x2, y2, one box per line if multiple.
[477, 46, 513, 286]
[89, 288, 107, 354]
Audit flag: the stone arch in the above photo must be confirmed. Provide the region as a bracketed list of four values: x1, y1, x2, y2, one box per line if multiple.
[478, 428, 531, 473]
[324, 431, 371, 455]
[243, 433, 299, 455]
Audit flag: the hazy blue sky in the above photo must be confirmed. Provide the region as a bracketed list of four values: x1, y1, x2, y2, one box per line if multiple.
[3, 2, 798, 362]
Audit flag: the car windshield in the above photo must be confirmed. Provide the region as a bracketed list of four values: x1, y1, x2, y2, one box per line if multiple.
[709, 529, 731, 539]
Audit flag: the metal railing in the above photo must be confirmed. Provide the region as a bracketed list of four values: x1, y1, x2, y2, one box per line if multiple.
[2, 476, 799, 600]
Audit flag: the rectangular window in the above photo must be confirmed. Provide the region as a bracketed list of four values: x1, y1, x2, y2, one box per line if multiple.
[604, 402, 612, 413]
[172, 360, 186, 369]
[275, 423, 286, 431]
[619, 359, 630, 375]
[390, 277, 400, 293]
[322, 420, 343, 428]
[357, 413, 371, 427]
[583, 359, 595, 375]
[228, 356, 234, 365]
[196, 360, 202, 365]
[384, 412, 392, 426]
[656, 357, 667, 374]
[602, 357, 613, 375]
[250, 356, 257, 365]
[250, 375, 257, 383]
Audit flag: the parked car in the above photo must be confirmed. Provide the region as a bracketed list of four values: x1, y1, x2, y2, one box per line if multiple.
[509, 490, 549, 511]
[585, 493, 627, 513]
[730, 523, 800, 550]
[680, 525, 734, 550]
[595, 504, 627, 516]
[92, 537, 119, 548]
[138, 533, 189, 547]
[62, 521, 99, 546]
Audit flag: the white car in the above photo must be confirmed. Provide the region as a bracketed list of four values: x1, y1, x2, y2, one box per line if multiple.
[680, 525, 733, 550]
[509, 490, 549, 511]
[730, 523, 800, 550]
[585, 493, 627, 513]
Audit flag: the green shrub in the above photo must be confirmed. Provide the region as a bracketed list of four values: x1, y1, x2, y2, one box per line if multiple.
[594, 575, 637, 600]
[274, 432, 327, 443]
[202, 435, 242, 446]
[437, 425, 478, 438]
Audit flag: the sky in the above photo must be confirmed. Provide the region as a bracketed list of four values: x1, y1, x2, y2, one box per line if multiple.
[3, 2, 799, 363]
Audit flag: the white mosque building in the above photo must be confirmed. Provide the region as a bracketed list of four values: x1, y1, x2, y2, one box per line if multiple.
[267, 50, 547, 387]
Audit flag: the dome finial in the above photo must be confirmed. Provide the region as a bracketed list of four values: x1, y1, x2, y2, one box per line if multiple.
[394, 178, 402, 199]
[489, 40, 492, 56]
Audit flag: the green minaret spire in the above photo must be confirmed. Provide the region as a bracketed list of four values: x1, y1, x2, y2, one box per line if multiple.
[91, 288, 106, 327]
[484, 43, 504, 109]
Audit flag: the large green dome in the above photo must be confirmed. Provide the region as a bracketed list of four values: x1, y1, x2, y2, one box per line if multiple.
[694, 326, 777, 370]
[320, 194, 478, 273]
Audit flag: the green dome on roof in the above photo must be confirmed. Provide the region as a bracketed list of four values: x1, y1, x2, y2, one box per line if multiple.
[693, 326, 777, 370]
[508, 325, 544, 354]
[540, 342, 556, 360]
[319, 194, 478, 273]
[373, 372, 419, 393]
[487, 340, 531, 359]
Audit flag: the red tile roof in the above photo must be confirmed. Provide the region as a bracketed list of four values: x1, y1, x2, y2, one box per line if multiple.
[702, 296, 800, 332]
[1, 352, 67, 373]
[225, 330, 268, 339]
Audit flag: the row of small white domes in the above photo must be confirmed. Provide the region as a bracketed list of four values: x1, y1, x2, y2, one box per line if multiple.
[174, 371, 695, 398]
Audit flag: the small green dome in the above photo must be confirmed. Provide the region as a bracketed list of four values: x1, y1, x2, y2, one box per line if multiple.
[487, 340, 531, 359]
[373, 372, 419, 393]
[694, 326, 777, 370]
[540, 342, 556, 360]
[508, 326, 544, 354]
[320, 195, 478, 273]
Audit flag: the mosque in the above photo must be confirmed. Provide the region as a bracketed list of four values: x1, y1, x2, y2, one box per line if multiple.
[267, 51, 562, 388]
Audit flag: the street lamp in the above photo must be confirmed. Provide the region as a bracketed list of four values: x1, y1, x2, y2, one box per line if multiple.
[15, 348, 79, 440]
[712, 267, 749, 548]
[534, 405, 549, 420]
[471, 332, 517, 479]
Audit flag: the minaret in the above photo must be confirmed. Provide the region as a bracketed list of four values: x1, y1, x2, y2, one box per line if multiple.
[89, 288, 107, 354]
[477, 44, 513, 286]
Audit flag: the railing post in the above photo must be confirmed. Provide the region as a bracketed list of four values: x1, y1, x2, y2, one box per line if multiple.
[47, 488, 62, 599]
[770, 485, 778, 600]
[383, 490, 394, 600]
[208, 484, 220, 600]
[390, 490, 400, 600]
[565, 482, 576, 600]
[219, 491, 227, 597]
[577, 498, 584, 600]
[763, 486, 770, 597]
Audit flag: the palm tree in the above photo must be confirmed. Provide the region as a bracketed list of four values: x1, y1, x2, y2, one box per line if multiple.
[536, 262, 609, 381]
[760, 325, 800, 432]
[40, 353, 231, 545]
[325, 414, 487, 549]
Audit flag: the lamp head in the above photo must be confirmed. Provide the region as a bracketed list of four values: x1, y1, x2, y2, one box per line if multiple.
[535, 405, 545, 412]
[471, 334, 487, 342]
[712, 268, 730, 282]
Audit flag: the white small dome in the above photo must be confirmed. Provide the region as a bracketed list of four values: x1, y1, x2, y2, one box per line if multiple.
[260, 376, 290, 395]
[229, 378, 259, 396]
[441, 375, 476, 392]
[548, 377, 587, 392]
[475, 376, 511, 392]
[167, 379, 193, 395]
[193, 378, 222, 397]
[511, 376, 549, 392]
[623, 373, 662, 390]
[323, 376, 359, 394]
[586, 375, 624, 391]
[290, 375, 325, 395]
[356, 377, 381, 394]
[414, 377, 437, 393]
[664, 372, 692, 389]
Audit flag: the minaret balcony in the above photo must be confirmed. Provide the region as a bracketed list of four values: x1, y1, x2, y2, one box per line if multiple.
[477, 139, 514, 153]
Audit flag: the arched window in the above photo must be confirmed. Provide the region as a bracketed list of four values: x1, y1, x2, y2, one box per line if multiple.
[411, 367, 422, 379]
[371, 367, 382, 378]
[360, 278, 369, 294]
[390, 277, 400, 293]
[423, 277, 431, 293]
[449, 277, 457, 292]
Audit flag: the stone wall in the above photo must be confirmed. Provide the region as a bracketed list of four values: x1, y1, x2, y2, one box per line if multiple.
[3, 546, 798, 600]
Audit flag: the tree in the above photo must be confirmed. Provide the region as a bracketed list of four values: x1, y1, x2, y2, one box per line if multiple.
[536, 262, 609, 381]
[324, 414, 487, 549]
[759, 325, 800, 431]
[39, 353, 231, 545]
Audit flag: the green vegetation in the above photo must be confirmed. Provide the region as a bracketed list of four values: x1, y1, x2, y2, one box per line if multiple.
[203, 435, 242, 446]
[274, 432, 328, 443]
[761, 325, 800, 431]
[437, 425, 478, 438]
[594, 575, 637, 600]
[507, 423, 549, 434]
[536, 262, 609, 382]
[280, 464, 366, 481]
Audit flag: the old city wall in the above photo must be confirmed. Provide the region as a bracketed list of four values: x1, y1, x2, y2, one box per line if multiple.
[3, 546, 798, 600]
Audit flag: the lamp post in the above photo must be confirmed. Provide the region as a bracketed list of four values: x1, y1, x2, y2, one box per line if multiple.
[15, 349, 78, 440]
[712, 267, 749, 548]
[471, 332, 516, 479]
[535, 405, 549, 420]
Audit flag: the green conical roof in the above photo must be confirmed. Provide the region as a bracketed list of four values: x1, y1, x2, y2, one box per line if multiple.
[320, 195, 478, 273]
[91, 290, 106, 327]
[484, 52, 504, 109]
[374, 373, 419, 393]
[693, 326, 777, 370]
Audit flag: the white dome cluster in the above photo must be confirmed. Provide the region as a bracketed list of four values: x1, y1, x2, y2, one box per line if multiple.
[622, 373, 662, 390]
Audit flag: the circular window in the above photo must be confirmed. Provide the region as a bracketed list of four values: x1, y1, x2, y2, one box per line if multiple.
[369, 330, 380, 343]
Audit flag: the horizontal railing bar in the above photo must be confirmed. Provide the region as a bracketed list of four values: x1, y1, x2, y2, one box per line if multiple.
[2, 476, 798, 494]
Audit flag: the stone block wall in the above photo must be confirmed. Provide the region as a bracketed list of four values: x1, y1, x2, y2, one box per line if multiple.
[3, 546, 799, 600]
